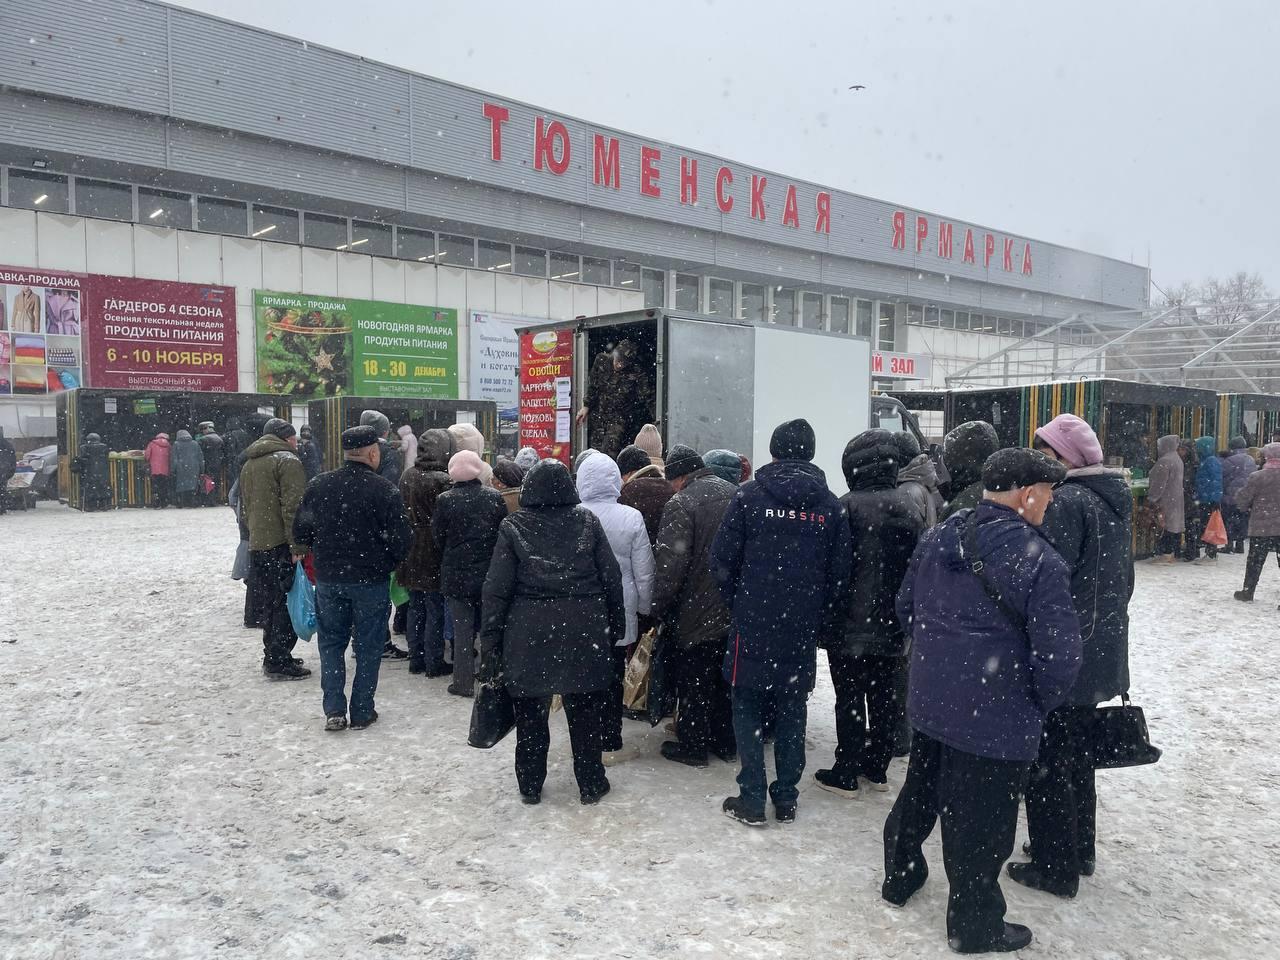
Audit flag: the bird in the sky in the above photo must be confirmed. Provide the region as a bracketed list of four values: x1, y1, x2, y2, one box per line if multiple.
[848, 84, 867, 91]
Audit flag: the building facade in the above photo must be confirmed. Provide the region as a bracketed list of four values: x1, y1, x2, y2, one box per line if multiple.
[0, 0, 1147, 438]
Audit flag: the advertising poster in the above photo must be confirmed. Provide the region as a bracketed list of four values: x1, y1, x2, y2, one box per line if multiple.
[85, 276, 237, 391]
[0, 264, 237, 396]
[255, 290, 458, 399]
[518, 327, 574, 464]
[469, 311, 532, 456]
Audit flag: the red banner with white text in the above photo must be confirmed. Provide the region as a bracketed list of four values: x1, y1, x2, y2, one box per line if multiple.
[518, 328, 574, 465]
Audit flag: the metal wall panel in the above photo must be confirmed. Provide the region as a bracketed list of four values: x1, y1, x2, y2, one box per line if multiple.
[261, 241, 303, 292]
[0, 0, 169, 113]
[167, 123, 404, 210]
[221, 236, 262, 293]
[36, 212, 87, 271]
[132, 223, 178, 279]
[0, 207, 37, 265]
[299, 247, 337, 296]
[548, 281, 574, 321]
[406, 261, 439, 306]
[336, 252, 373, 299]
[371, 258, 405, 302]
[0, 91, 168, 167]
[168, 9, 411, 165]
[465, 270, 496, 312]
[666, 318, 755, 457]
[177, 230, 222, 284]
[495, 274, 522, 314]
[85, 218, 134, 276]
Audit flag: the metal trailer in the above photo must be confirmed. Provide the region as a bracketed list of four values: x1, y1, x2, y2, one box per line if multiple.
[56, 388, 293, 510]
[1214, 393, 1280, 450]
[306, 396, 498, 473]
[515, 308, 922, 489]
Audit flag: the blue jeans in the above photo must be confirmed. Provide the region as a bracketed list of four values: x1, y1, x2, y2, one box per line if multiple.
[732, 685, 808, 814]
[317, 580, 390, 722]
[406, 590, 447, 667]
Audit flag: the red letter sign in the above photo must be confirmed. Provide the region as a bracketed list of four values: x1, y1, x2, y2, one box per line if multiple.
[534, 117, 570, 175]
[482, 102, 509, 162]
[815, 192, 831, 234]
[640, 146, 661, 197]
[962, 228, 976, 264]
[680, 156, 698, 205]
[984, 233, 996, 268]
[750, 175, 767, 221]
[1003, 238, 1014, 272]
[593, 135, 620, 189]
[891, 211, 906, 250]
[916, 215, 929, 253]
[938, 222, 953, 259]
[782, 185, 800, 228]
[716, 167, 734, 213]
[1022, 242, 1034, 276]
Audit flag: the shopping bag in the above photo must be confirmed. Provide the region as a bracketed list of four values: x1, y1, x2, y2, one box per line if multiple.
[646, 626, 678, 727]
[1202, 509, 1228, 547]
[286, 561, 317, 642]
[622, 628, 656, 711]
[200, 474, 215, 495]
[389, 572, 410, 608]
[1088, 694, 1162, 770]
[231, 540, 250, 581]
[468, 680, 516, 748]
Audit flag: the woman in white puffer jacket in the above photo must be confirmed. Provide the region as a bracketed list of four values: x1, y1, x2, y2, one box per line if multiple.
[575, 452, 655, 755]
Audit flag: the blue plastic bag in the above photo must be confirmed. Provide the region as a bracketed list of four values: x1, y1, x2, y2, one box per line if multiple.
[287, 562, 317, 642]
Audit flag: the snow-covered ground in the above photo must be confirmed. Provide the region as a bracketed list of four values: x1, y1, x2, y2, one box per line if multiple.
[2, 503, 1277, 959]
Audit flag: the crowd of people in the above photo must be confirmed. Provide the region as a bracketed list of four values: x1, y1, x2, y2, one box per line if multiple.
[220, 399, 1160, 954]
[1145, 430, 1280, 602]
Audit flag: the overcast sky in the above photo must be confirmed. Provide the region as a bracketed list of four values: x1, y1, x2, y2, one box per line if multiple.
[170, 0, 1280, 295]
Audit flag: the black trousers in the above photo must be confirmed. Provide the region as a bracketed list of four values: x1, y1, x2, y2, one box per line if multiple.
[1184, 502, 1218, 560]
[151, 475, 172, 508]
[512, 690, 610, 797]
[604, 645, 628, 752]
[1025, 705, 1097, 882]
[883, 731, 1029, 951]
[249, 544, 297, 669]
[672, 640, 735, 756]
[1243, 536, 1280, 591]
[829, 651, 904, 780]
[1156, 531, 1181, 557]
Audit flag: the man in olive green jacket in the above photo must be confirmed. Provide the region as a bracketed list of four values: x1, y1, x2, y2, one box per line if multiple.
[239, 418, 311, 680]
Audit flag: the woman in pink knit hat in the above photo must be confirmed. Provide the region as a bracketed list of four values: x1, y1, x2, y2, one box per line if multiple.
[431, 450, 509, 697]
[1016, 413, 1133, 898]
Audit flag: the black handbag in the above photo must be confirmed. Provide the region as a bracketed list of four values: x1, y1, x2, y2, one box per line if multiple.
[467, 680, 516, 749]
[1089, 694, 1162, 769]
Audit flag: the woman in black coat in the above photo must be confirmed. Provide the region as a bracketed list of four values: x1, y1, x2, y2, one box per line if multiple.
[479, 460, 626, 806]
[432, 450, 509, 697]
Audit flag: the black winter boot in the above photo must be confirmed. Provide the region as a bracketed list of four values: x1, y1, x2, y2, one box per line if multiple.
[1235, 589, 1255, 602]
[1007, 861, 1078, 898]
[950, 923, 1033, 954]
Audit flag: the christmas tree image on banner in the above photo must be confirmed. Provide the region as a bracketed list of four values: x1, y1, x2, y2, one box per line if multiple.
[255, 290, 459, 400]
[256, 295, 354, 396]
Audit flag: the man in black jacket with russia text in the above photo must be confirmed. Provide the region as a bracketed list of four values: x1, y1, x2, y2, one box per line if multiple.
[711, 419, 851, 827]
[293, 426, 412, 732]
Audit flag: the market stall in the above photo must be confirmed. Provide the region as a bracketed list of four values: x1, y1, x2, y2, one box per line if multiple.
[1215, 393, 1280, 450]
[306, 396, 498, 472]
[890, 379, 1221, 559]
[56, 388, 294, 510]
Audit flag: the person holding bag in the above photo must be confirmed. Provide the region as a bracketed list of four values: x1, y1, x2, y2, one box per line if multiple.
[1019, 414, 1135, 897]
[478, 460, 626, 806]
[1232, 442, 1280, 602]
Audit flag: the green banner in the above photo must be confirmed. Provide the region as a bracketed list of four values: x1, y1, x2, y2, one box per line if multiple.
[255, 290, 459, 399]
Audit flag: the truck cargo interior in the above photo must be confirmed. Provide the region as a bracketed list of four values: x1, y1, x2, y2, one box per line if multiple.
[583, 319, 659, 442]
